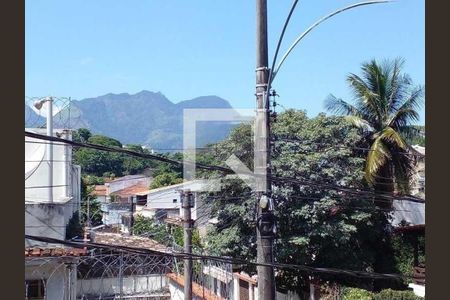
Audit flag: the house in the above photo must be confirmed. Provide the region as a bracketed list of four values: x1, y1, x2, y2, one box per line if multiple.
[25, 246, 88, 300]
[390, 145, 426, 298]
[76, 232, 172, 299]
[25, 128, 81, 246]
[411, 145, 425, 197]
[137, 180, 212, 235]
[93, 176, 151, 233]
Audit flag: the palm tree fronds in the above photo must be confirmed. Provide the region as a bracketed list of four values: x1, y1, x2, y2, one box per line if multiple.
[364, 137, 391, 185]
[392, 152, 415, 194]
[324, 95, 364, 117]
[345, 116, 373, 132]
[389, 85, 424, 127]
[379, 127, 407, 149]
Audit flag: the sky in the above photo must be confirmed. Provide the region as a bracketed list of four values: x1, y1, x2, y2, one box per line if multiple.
[25, 0, 425, 123]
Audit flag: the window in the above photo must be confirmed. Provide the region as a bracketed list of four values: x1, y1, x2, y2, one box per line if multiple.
[25, 280, 45, 300]
[173, 199, 177, 203]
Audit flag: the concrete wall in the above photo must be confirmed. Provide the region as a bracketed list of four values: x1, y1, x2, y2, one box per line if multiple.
[25, 129, 81, 246]
[25, 258, 77, 300]
[77, 275, 168, 298]
[107, 175, 151, 194]
[25, 129, 75, 203]
[25, 198, 78, 247]
[168, 281, 203, 300]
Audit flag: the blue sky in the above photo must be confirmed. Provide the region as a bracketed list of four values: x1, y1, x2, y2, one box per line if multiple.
[26, 0, 425, 123]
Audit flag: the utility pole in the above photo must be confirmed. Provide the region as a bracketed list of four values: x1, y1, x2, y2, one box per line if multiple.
[130, 196, 136, 235]
[255, 0, 275, 299]
[181, 189, 194, 300]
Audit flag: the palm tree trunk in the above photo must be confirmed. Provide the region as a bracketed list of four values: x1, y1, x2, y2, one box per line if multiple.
[373, 163, 395, 209]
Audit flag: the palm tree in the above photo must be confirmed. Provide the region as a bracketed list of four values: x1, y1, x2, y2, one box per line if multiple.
[325, 58, 424, 208]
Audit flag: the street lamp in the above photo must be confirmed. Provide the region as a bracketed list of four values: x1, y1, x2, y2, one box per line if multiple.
[34, 97, 54, 203]
[267, 0, 391, 100]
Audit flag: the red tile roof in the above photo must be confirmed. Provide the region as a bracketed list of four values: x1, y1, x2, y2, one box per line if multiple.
[91, 232, 170, 253]
[111, 183, 150, 197]
[25, 247, 88, 257]
[164, 217, 183, 226]
[91, 185, 107, 196]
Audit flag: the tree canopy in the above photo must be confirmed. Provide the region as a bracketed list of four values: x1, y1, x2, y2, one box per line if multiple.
[202, 110, 402, 292]
[325, 58, 424, 200]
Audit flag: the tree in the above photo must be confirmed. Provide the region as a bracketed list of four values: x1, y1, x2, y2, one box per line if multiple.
[133, 215, 171, 244]
[325, 58, 424, 206]
[150, 173, 183, 189]
[80, 178, 102, 227]
[122, 144, 151, 175]
[72, 128, 92, 143]
[133, 216, 202, 250]
[74, 134, 125, 176]
[202, 110, 403, 293]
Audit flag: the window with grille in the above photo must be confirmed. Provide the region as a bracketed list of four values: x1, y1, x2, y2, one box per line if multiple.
[25, 279, 45, 300]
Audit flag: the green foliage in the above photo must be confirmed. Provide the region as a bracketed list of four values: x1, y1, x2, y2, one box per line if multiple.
[65, 212, 83, 239]
[202, 110, 403, 292]
[325, 58, 424, 196]
[80, 178, 102, 226]
[403, 126, 425, 147]
[72, 128, 92, 143]
[150, 173, 183, 189]
[72, 128, 156, 177]
[133, 216, 202, 250]
[373, 289, 423, 300]
[133, 215, 171, 244]
[342, 287, 374, 300]
[342, 288, 423, 300]
[391, 233, 425, 278]
[82, 175, 105, 185]
[74, 134, 125, 176]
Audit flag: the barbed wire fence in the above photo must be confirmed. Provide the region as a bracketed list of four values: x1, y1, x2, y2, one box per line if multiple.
[25, 96, 85, 130]
[25, 237, 236, 300]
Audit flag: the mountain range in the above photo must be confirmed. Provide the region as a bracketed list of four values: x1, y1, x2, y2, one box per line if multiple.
[25, 91, 236, 150]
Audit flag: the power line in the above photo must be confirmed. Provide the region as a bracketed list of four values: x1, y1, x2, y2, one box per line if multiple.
[25, 131, 233, 174]
[25, 131, 424, 204]
[24, 234, 408, 281]
[274, 136, 425, 158]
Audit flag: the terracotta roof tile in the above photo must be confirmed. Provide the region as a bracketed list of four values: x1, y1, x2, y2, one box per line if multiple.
[111, 183, 150, 197]
[25, 247, 88, 257]
[91, 185, 107, 196]
[91, 232, 170, 253]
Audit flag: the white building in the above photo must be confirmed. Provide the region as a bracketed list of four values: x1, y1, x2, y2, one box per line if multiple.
[138, 181, 212, 235]
[25, 128, 81, 246]
[25, 128, 82, 300]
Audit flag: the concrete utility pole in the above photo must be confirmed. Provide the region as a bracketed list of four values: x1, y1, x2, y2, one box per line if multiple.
[255, 0, 275, 299]
[182, 189, 194, 300]
[130, 196, 136, 235]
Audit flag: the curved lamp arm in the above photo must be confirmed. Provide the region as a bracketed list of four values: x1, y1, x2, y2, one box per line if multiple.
[270, 0, 392, 86]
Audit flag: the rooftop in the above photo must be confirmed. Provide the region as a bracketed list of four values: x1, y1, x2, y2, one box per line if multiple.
[25, 247, 88, 257]
[111, 183, 150, 197]
[92, 185, 107, 196]
[91, 232, 170, 253]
